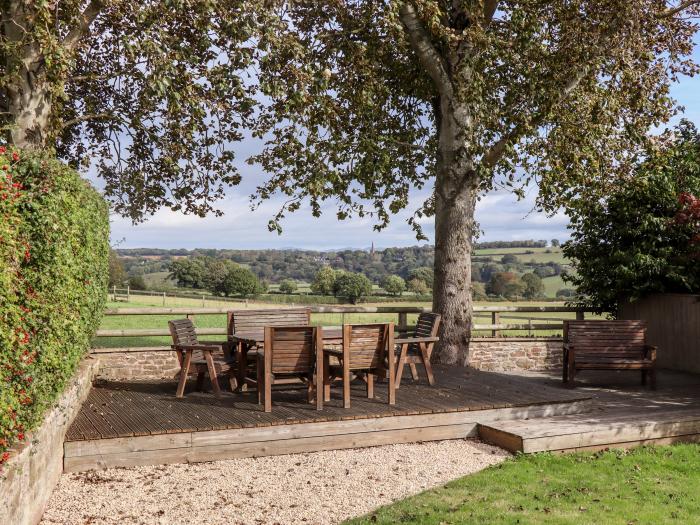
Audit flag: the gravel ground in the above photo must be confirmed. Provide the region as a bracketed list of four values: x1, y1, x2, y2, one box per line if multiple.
[41, 439, 508, 525]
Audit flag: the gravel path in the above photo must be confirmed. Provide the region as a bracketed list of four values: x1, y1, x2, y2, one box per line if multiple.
[42, 439, 508, 525]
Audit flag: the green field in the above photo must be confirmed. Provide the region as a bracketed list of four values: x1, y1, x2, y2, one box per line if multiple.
[95, 294, 598, 349]
[542, 275, 568, 296]
[345, 445, 700, 525]
[474, 246, 569, 265]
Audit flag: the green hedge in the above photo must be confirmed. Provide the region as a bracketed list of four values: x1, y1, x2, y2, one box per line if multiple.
[0, 147, 109, 465]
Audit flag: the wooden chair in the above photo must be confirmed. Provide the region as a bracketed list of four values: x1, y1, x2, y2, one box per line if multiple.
[256, 326, 323, 412]
[323, 323, 395, 408]
[395, 312, 441, 388]
[563, 320, 657, 388]
[228, 308, 311, 390]
[168, 318, 235, 398]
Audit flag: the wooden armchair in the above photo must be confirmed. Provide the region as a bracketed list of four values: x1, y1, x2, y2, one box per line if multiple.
[168, 318, 235, 398]
[323, 323, 395, 408]
[256, 326, 323, 412]
[395, 312, 441, 388]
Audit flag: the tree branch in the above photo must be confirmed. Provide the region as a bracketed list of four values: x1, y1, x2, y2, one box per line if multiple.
[483, 0, 499, 25]
[659, 0, 700, 18]
[62, 0, 104, 52]
[480, 66, 590, 168]
[60, 112, 113, 129]
[398, 2, 453, 97]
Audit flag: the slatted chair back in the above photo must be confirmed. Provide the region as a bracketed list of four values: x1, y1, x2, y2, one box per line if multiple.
[564, 320, 647, 358]
[264, 326, 318, 375]
[343, 323, 393, 370]
[168, 318, 205, 361]
[408, 312, 441, 352]
[227, 308, 311, 336]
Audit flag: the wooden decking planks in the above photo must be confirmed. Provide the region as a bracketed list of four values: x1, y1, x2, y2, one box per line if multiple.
[478, 407, 700, 453]
[63, 366, 591, 471]
[66, 366, 585, 442]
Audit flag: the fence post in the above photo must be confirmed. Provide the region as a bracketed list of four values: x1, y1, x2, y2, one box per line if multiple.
[492, 311, 500, 338]
[126, 286, 130, 302]
[162, 292, 166, 306]
[576, 311, 585, 321]
[398, 312, 408, 330]
[112, 285, 116, 301]
[202, 295, 206, 307]
[528, 318, 533, 337]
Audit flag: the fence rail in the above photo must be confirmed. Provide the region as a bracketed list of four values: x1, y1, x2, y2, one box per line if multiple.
[94, 305, 597, 351]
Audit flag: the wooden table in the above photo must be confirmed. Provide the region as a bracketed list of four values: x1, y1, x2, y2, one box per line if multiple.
[230, 327, 343, 391]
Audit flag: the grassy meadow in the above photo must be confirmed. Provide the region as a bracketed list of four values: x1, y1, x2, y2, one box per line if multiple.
[95, 293, 595, 349]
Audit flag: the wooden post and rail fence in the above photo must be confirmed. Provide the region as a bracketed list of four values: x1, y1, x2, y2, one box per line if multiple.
[92, 305, 598, 353]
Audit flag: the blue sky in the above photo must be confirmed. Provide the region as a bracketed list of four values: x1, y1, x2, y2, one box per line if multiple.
[111, 43, 700, 251]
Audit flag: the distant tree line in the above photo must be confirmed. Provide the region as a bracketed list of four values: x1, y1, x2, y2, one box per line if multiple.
[115, 240, 566, 288]
[168, 257, 266, 297]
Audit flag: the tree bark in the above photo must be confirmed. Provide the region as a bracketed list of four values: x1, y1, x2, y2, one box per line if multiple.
[2, 2, 51, 148]
[6, 72, 52, 149]
[431, 94, 478, 365]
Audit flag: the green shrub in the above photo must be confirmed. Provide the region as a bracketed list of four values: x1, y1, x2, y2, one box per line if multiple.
[0, 147, 109, 466]
[564, 120, 700, 313]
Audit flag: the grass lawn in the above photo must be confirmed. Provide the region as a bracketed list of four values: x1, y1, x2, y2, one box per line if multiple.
[345, 445, 700, 525]
[94, 296, 598, 348]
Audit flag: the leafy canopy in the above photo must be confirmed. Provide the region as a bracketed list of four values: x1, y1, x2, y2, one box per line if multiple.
[333, 272, 373, 304]
[564, 120, 700, 313]
[250, 1, 699, 234]
[2, 0, 258, 220]
[382, 275, 406, 296]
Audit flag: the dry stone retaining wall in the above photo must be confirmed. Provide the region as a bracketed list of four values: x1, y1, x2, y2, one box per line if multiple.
[467, 338, 562, 372]
[0, 358, 98, 525]
[93, 347, 180, 380]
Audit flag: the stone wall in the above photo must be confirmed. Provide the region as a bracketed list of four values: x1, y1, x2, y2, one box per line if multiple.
[467, 337, 562, 372]
[94, 339, 563, 380]
[93, 347, 181, 380]
[0, 358, 98, 525]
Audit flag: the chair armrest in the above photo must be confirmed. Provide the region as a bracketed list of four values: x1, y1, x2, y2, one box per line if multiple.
[395, 336, 439, 345]
[645, 345, 657, 361]
[323, 347, 343, 357]
[172, 344, 223, 353]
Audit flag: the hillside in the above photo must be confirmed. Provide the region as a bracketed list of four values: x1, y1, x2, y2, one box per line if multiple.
[116, 241, 574, 299]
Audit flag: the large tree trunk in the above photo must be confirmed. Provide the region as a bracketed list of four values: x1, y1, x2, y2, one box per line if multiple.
[431, 95, 479, 365]
[2, 2, 52, 148]
[6, 76, 51, 149]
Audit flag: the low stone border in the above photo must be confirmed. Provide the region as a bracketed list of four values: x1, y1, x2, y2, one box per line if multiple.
[468, 338, 562, 372]
[92, 337, 564, 381]
[0, 358, 99, 525]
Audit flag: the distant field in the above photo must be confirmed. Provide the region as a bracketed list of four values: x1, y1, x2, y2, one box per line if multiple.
[542, 275, 569, 296]
[141, 271, 176, 289]
[95, 295, 603, 349]
[474, 246, 569, 265]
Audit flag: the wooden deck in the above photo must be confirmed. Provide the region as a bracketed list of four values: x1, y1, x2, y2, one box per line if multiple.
[64, 366, 589, 471]
[479, 369, 700, 453]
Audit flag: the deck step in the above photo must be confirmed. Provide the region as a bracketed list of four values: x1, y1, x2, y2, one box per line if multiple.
[478, 407, 700, 453]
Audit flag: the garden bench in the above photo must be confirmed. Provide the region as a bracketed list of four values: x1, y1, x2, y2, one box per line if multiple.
[563, 320, 657, 388]
[168, 318, 235, 398]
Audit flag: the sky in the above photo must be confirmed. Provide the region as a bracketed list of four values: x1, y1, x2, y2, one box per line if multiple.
[110, 42, 700, 251]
